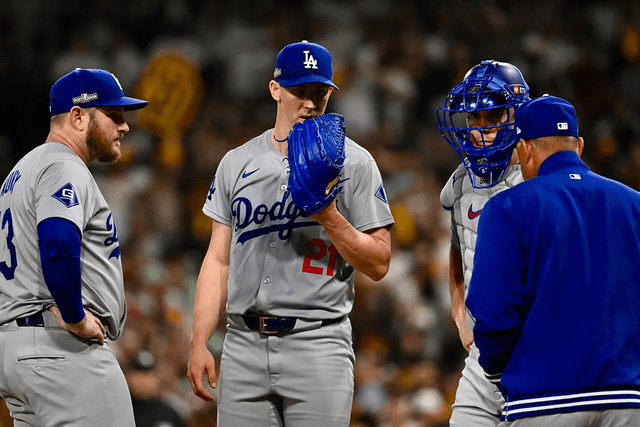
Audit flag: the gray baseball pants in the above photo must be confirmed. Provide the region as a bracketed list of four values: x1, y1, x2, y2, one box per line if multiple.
[450, 344, 503, 427]
[0, 310, 135, 427]
[218, 314, 354, 426]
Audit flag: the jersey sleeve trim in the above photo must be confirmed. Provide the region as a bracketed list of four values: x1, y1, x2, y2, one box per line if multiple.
[202, 205, 232, 227]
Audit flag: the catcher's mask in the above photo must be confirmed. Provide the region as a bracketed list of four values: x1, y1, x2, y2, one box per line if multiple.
[436, 60, 530, 188]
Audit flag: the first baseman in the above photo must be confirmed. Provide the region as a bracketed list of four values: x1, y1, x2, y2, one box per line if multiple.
[436, 61, 530, 426]
[187, 40, 395, 426]
[0, 68, 148, 426]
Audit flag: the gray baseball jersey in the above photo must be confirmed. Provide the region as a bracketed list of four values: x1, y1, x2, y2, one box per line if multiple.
[0, 142, 127, 340]
[441, 163, 523, 427]
[203, 129, 394, 320]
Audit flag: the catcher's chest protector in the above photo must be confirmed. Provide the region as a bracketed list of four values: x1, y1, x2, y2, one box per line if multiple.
[442, 164, 523, 327]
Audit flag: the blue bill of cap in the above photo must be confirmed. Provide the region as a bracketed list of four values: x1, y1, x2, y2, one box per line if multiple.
[98, 96, 149, 111]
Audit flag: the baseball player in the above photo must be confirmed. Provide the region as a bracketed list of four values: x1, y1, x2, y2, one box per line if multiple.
[0, 68, 148, 426]
[467, 95, 640, 426]
[187, 40, 395, 426]
[435, 60, 530, 426]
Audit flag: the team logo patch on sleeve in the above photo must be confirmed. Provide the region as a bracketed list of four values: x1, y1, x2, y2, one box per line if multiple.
[207, 176, 216, 201]
[52, 183, 79, 208]
[375, 184, 389, 204]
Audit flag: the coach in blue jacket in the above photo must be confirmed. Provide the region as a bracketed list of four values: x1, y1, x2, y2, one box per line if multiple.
[466, 95, 640, 426]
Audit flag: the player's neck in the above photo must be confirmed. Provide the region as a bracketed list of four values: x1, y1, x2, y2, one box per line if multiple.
[46, 130, 91, 164]
[270, 131, 289, 155]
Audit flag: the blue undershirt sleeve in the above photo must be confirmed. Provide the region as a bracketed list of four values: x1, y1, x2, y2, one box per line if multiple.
[37, 217, 85, 324]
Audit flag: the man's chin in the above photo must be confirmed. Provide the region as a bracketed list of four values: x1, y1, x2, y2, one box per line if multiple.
[99, 148, 121, 164]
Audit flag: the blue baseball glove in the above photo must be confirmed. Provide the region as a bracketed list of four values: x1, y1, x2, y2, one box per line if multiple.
[287, 113, 346, 217]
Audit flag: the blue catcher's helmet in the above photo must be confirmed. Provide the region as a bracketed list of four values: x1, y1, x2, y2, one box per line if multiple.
[436, 60, 530, 188]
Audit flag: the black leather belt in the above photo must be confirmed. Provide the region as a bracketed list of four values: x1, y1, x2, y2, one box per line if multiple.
[242, 315, 344, 335]
[16, 312, 45, 327]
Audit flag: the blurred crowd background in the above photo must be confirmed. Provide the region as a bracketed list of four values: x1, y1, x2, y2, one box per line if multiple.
[1, 0, 639, 426]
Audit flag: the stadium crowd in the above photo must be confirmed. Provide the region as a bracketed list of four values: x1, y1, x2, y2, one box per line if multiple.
[1, 0, 639, 425]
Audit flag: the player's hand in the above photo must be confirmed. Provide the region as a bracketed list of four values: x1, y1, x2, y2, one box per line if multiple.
[50, 306, 106, 345]
[187, 343, 218, 401]
[457, 320, 474, 352]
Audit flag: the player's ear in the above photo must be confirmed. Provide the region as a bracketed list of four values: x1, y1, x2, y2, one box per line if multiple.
[269, 80, 281, 102]
[576, 137, 585, 158]
[517, 138, 533, 163]
[516, 138, 536, 180]
[516, 138, 534, 168]
[68, 106, 88, 131]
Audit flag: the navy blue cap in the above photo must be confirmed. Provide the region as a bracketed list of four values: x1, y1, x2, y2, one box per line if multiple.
[515, 95, 579, 140]
[274, 40, 338, 89]
[50, 68, 149, 116]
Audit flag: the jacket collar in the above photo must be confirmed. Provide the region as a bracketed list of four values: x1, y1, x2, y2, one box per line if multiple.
[538, 150, 589, 177]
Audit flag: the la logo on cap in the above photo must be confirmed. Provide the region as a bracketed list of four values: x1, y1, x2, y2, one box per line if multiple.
[303, 50, 318, 70]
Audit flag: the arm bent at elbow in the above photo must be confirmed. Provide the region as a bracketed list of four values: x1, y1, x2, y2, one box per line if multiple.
[311, 202, 391, 281]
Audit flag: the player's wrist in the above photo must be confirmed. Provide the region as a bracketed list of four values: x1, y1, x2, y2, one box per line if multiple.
[454, 316, 470, 332]
[189, 332, 212, 349]
[310, 200, 338, 221]
[60, 307, 86, 325]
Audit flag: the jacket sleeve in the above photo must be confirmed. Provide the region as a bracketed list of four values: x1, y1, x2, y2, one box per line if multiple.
[466, 196, 529, 380]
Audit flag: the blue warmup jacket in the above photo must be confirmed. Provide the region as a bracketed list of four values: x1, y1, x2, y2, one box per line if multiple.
[466, 151, 640, 421]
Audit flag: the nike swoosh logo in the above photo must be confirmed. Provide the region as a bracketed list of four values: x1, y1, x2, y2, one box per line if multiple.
[468, 204, 483, 220]
[242, 168, 260, 179]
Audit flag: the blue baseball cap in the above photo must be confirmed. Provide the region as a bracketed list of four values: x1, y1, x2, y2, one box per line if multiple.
[273, 40, 339, 89]
[50, 68, 149, 116]
[515, 95, 579, 140]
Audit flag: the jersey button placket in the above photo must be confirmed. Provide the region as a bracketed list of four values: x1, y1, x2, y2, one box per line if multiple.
[282, 158, 289, 192]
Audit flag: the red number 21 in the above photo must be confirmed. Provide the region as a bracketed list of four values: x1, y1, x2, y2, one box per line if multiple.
[302, 239, 339, 276]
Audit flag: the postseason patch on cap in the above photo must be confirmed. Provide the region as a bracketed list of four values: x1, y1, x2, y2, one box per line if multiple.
[72, 93, 99, 105]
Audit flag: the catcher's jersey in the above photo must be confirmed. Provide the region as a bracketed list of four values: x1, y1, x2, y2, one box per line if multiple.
[203, 129, 394, 320]
[440, 163, 523, 329]
[0, 142, 127, 339]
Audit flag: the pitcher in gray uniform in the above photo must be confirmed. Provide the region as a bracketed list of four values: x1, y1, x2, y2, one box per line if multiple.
[436, 61, 530, 426]
[187, 40, 394, 426]
[0, 68, 148, 426]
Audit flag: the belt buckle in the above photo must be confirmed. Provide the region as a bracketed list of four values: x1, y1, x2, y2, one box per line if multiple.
[259, 317, 279, 334]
